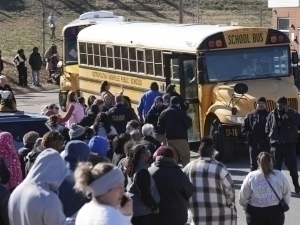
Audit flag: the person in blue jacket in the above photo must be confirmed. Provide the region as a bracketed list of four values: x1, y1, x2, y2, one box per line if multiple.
[137, 82, 162, 123]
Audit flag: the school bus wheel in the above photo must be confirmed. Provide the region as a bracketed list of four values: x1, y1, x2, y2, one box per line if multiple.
[209, 117, 234, 162]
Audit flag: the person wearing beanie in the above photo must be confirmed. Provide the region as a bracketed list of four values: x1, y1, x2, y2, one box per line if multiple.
[241, 96, 269, 171]
[137, 82, 163, 123]
[148, 146, 194, 225]
[266, 96, 300, 193]
[145, 96, 167, 144]
[68, 123, 86, 141]
[166, 84, 189, 111]
[157, 96, 192, 167]
[183, 137, 237, 225]
[58, 140, 90, 217]
[88, 136, 109, 157]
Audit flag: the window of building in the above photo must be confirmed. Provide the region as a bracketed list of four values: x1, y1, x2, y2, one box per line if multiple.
[100, 45, 107, 68]
[122, 47, 129, 71]
[129, 48, 136, 72]
[87, 43, 94, 66]
[114, 46, 121, 70]
[93, 44, 100, 67]
[278, 18, 289, 37]
[107, 46, 114, 69]
[79, 42, 87, 64]
[145, 49, 154, 75]
[154, 51, 163, 76]
[137, 49, 145, 73]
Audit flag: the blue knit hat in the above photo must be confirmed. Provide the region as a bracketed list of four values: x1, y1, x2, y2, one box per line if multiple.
[88, 136, 109, 156]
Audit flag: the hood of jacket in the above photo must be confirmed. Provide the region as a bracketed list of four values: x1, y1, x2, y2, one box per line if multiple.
[25, 148, 67, 191]
[62, 140, 90, 171]
[152, 157, 179, 168]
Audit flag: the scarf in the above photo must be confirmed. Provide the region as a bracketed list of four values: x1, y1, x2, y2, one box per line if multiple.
[0, 132, 23, 189]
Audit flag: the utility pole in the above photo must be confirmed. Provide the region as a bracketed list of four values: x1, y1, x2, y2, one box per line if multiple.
[42, 0, 46, 63]
[197, 0, 200, 23]
[179, 0, 183, 24]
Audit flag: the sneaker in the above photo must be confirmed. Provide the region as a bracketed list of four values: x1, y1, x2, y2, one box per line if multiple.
[295, 185, 300, 194]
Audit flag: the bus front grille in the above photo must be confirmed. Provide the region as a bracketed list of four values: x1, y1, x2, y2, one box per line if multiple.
[253, 98, 298, 111]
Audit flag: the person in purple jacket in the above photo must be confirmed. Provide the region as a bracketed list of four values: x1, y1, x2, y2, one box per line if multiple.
[137, 82, 162, 123]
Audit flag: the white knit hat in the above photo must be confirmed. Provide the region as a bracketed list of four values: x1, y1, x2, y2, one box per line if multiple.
[0, 90, 11, 100]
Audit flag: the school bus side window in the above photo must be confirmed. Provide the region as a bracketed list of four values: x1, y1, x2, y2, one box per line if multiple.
[137, 49, 145, 73]
[171, 58, 179, 79]
[79, 42, 87, 65]
[146, 49, 154, 75]
[121, 47, 129, 71]
[100, 45, 107, 68]
[129, 48, 137, 72]
[87, 43, 94, 66]
[154, 51, 163, 76]
[94, 44, 100, 67]
[114, 46, 121, 70]
[107, 46, 114, 69]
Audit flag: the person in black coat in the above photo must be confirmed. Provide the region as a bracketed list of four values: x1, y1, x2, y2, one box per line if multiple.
[145, 96, 166, 143]
[106, 94, 137, 134]
[14, 49, 28, 87]
[0, 157, 11, 225]
[29, 47, 43, 87]
[166, 84, 189, 111]
[241, 97, 270, 171]
[158, 96, 192, 167]
[79, 104, 100, 127]
[148, 146, 194, 225]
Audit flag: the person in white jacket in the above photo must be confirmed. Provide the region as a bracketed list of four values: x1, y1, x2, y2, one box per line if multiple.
[239, 152, 291, 225]
[74, 162, 133, 225]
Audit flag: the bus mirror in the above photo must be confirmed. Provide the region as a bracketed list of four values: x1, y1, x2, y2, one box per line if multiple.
[292, 51, 298, 64]
[234, 83, 248, 95]
[198, 71, 207, 84]
[57, 61, 63, 68]
[197, 55, 206, 70]
[292, 67, 299, 79]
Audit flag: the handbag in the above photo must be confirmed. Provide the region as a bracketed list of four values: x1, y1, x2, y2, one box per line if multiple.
[265, 177, 289, 212]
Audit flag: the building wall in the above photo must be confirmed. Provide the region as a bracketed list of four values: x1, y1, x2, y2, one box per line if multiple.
[271, 7, 300, 51]
[268, 0, 300, 8]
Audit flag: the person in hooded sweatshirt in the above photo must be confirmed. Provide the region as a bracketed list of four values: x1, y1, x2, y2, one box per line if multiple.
[79, 104, 100, 127]
[58, 140, 91, 218]
[8, 148, 68, 225]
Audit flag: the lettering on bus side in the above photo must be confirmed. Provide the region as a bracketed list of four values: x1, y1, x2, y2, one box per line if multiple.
[227, 33, 264, 45]
[92, 72, 108, 79]
[91, 71, 142, 86]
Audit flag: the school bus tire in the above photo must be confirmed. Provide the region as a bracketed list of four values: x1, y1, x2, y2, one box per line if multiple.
[59, 91, 67, 112]
[209, 118, 234, 162]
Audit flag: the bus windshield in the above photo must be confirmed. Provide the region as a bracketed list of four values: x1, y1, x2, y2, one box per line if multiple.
[64, 26, 79, 64]
[205, 46, 290, 82]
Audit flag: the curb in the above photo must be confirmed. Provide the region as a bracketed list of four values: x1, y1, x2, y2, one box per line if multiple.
[13, 84, 58, 95]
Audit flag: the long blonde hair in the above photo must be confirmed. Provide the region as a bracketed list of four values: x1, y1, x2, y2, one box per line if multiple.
[257, 152, 274, 177]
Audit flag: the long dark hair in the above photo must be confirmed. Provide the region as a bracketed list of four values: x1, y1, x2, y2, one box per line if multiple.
[66, 91, 77, 110]
[93, 112, 111, 135]
[112, 133, 131, 155]
[198, 136, 214, 157]
[1, 96, 14, 110]
[87, 95, 96, 107]
[257, 152, 274, 177]
[125, 144, 147, 178]
[100, 81, 109, 93]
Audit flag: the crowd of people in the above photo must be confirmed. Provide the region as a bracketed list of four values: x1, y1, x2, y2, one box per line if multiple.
[0, 80, 297, 225]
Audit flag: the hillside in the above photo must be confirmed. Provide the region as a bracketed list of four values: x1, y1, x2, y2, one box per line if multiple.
[0, 0, 271, 56]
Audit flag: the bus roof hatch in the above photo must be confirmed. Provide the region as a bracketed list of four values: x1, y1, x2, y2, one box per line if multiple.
[79, 11, 115, 20]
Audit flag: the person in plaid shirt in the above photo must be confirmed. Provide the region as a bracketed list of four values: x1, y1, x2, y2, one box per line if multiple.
[183, 137, 237, 225]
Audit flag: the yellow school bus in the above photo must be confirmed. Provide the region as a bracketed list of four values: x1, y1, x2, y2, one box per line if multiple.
[77, 22, 299, 162]
[58, 11, 126, 111]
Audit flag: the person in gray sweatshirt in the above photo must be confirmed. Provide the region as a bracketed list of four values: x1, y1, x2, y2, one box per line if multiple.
[8, 148, 68, 225]
[239, 152, 291, 225]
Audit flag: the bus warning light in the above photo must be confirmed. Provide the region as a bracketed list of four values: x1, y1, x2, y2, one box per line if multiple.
[215, 40, 223, 47]
[270, 35, 277, 43]
[208, 40, 215, 48]
[207, 39, 223, 48]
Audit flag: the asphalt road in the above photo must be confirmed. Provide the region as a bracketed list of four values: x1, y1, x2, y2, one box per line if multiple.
[16, 89, 300, 225]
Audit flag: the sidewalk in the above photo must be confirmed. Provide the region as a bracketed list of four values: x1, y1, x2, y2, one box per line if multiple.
[13, 83, 58, 95]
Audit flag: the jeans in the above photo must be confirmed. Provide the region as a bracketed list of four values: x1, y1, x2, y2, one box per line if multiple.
[32, 70, 40, 86]
[271, 143, 299, 181]
[249, 140, 270, 171]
